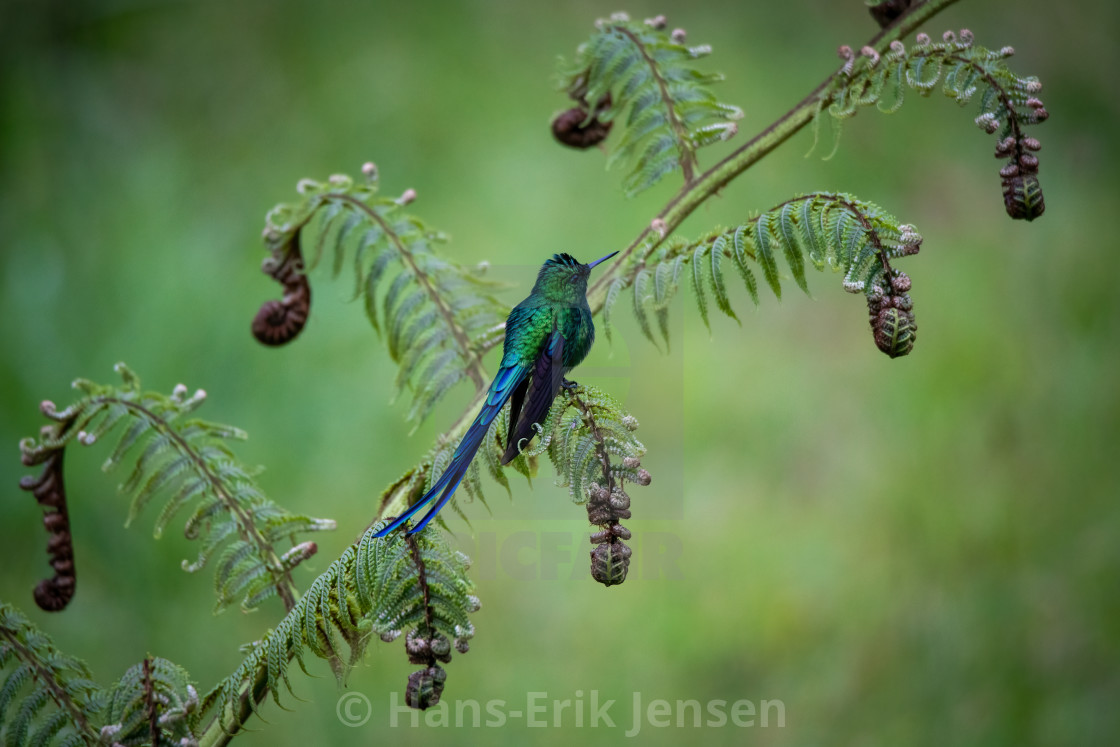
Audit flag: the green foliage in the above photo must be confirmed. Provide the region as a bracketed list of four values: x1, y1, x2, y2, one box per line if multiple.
[102, 658, 198, 746]
[18, 363, 335, 613]
[205, 523, 478, 722]
[0, 602, 103, 747]
[260, 171, 508, 424]
[604, 192, 923, 350]
[522, 385, 646, 504]
[558, 13, 742, 195]
[0, 2, 1057, 743]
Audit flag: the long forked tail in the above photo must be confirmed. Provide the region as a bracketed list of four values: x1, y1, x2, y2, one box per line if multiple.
[374, 363, 528, 537]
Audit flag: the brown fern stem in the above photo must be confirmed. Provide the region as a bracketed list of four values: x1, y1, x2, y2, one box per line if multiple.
[143, 657, 159, 746]
[405, 533, 435, 639]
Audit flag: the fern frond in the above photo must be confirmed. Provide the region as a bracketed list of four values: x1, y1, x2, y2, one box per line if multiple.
[558, 13, 742, 195]
[528, 384, 649, 586]
[102, 657, 198, 746]
[254, 171, 510, 424]
[0, 602, 104, 746]
[535, 385, 646, 505]
[614, 193, 922, 357]
[204, 524, 479, 723]
[18, 364, 335, 613]
[818, 30, 1047, 220]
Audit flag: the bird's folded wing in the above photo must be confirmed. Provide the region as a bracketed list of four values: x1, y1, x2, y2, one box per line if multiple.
[501, 327, 565, 464]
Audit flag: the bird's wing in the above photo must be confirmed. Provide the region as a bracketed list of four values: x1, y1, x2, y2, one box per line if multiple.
[506, 376, 531, 455]
[501, 326, 565, 465]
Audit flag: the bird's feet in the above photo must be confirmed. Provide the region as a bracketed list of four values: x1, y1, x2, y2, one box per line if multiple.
[561, 378, 579, 392]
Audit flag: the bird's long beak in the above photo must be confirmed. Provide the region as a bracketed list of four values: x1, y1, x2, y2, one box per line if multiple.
[586, 251, 619, 270]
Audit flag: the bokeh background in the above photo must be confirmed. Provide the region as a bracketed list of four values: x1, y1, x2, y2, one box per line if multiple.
[1, 0, 1117, 744]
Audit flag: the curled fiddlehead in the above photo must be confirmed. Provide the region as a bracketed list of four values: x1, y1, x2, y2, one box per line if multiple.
[552, 92, 613, 150]
[18, 436, 75, 612]
[867, 269, 917, 358]
[518, 384, 648, 586]
[252, 232, 311, 346]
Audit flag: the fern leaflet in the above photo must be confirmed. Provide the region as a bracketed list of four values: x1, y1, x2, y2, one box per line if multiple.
[0, 602, 104, 747]
[558, 13, 742, 195]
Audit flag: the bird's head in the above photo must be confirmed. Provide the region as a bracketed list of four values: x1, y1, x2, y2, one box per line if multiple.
[532, 251, 618, 302]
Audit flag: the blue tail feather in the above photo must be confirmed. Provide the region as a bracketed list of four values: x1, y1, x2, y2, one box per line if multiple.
[374, 363, 528, 537]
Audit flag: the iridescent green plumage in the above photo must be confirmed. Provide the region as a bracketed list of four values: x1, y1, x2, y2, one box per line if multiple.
[376, 251, 617, 536]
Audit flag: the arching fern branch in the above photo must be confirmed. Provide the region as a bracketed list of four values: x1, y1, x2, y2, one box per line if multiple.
[252, 169, 508, 425]
[201, 521, 479, 738]
[818, 29, 1048, 219]
[557, 12, 742, 195]
[584, 1, 1027, 306]
[17, 363, 335, 614]
[0, 602, 104, 747]
[602, 192, 923, 358]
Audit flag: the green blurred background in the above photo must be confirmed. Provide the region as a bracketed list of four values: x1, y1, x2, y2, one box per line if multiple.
[2, 0, 1117, 744]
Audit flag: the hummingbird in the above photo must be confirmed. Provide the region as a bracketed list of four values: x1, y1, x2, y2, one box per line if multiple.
[375, 250, 619, 537]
